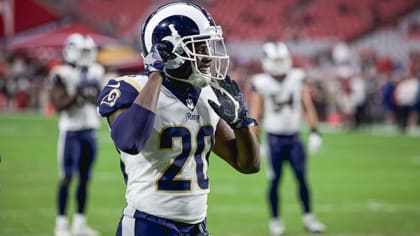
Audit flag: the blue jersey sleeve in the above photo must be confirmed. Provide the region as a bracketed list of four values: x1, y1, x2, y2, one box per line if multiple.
[97, 77, 142, 117]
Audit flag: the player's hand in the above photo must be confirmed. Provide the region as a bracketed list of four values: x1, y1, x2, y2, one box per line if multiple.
[208, 75, 257, 129]
[143, 43, 173, 75]
[308, 129, 322, 154]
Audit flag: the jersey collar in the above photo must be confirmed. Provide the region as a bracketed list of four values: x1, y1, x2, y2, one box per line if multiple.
[162, 79, 202, 111]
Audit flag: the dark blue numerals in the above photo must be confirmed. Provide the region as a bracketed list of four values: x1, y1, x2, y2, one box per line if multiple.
[158, 125, 214, 191]
[270, 94, 294, 113]
[158, 127, 192, 191]
[195, 126, 214, 189]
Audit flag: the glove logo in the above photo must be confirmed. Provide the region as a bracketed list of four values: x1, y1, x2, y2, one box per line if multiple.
[208, 76, 257, 129]
[100, 88, 121, 107]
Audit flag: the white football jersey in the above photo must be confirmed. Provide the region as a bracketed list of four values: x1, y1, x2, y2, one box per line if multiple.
[252, 69, 305, 134]
[395, 78, 419, 106]
[98, 75, 220, 224]
[50, 63, 105, 131]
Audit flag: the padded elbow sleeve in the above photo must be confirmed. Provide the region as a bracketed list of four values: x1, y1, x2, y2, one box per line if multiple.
[110, 103, 155, 154]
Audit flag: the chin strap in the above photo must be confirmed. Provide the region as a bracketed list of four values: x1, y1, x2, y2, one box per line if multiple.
[167, 65, 212, 88]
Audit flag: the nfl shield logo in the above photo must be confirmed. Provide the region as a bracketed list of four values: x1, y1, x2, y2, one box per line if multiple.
[186, 98, 195, 110]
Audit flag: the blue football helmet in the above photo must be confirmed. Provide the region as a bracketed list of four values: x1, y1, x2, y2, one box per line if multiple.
[140, 2, 230, 88]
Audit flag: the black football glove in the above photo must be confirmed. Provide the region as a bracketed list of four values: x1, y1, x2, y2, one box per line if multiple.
[143, 42, 174, 75]
[208, 76, 257, 129]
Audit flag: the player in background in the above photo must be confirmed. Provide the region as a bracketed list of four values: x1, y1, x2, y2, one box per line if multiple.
[393, 76, 420, 132]
[50, 33, 105, 236]
[335, 65, 367, 129]
[97, 2, 260, 235]
[250, 42, 326, 235]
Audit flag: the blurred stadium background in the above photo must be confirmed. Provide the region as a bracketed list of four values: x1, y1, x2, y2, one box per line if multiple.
[0, 0, 420, 235]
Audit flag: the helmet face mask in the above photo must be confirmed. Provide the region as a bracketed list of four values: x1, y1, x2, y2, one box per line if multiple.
[262, 42, 292, 76]
[141, 2, 229, 88]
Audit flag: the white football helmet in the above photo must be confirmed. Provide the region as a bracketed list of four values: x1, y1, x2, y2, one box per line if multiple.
[63, 33, 84, 64]
[140, 2, 230, 88]
[63, 33, 97, 66]
[332, 42, 351, 64]
[78, 35, 97, 66]
[262, 42, 292, 76]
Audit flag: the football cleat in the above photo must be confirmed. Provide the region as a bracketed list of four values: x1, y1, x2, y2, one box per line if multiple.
[303, 214, 326, 233]
[269, 218, 285, 236]
[55, 227, 71, 236]
[71, 224, 99, 236]
[54, 217, 71, 236]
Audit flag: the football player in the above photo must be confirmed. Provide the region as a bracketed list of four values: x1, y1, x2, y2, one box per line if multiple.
[51, 33, 105, 236]
[250, 42, 326, 235]
[97, 2, 260, 236]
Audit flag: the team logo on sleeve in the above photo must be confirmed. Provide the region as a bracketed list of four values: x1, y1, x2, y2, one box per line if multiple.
[100, 88, 121, 107]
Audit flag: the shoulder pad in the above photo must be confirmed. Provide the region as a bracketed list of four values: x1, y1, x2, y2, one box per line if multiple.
[289, 68, 305, 81]
[49, 64, 70, 80]
[251, 73, 271, 93]
[97, 75, 147, 117]
[252, 73, 269, 81]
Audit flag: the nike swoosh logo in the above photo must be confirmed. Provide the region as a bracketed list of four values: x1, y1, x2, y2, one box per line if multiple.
[107, 81, 120, 88]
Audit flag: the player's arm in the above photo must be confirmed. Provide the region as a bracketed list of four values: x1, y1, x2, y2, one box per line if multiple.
[213, 120, 260, 174]
[104, 44, 170, 154]
[105, 72, 163, 155]
[301, 83, 318, 129]
[209, 76, 260, 174]
[50, 74, 79, 112]
[301, 82, 322, 154]
[108, 72, 163, 124]
[249, 88, 264, 141]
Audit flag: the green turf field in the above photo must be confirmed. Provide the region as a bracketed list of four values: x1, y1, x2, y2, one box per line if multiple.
[0, 113, 419, 236]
